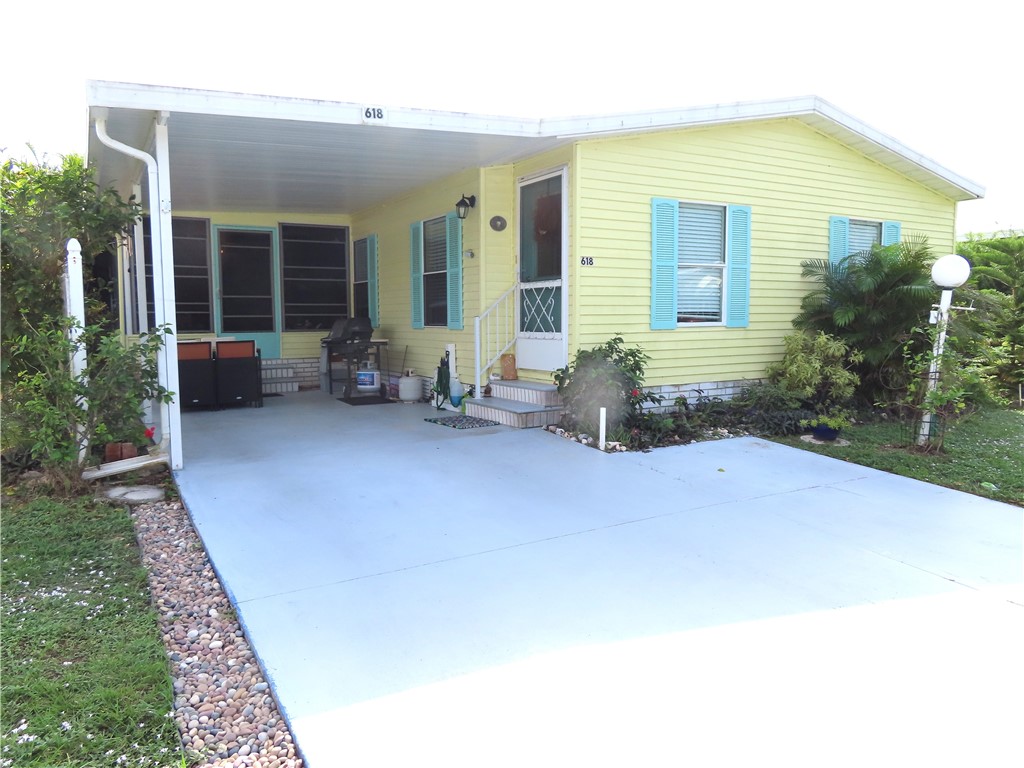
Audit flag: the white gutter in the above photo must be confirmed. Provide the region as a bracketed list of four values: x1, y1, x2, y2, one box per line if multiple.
[93, 112, 183, 469]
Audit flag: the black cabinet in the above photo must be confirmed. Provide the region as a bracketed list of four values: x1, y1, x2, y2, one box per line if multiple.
[176, 340, 262, 409]
[216, 356, 261, 407]
[178, 359, 217, 406]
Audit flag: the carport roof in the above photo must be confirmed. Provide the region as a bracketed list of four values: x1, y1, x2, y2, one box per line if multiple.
[86, 80, 984, 215]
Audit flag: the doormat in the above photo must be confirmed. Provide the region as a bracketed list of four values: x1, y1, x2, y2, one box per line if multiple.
[425, 415, 501, 429]
[338, 396, 393, 406]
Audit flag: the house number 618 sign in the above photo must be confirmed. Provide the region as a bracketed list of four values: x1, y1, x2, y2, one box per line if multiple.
[361, 107, 388, 123]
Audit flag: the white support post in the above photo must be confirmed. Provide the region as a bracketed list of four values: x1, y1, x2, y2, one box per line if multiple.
[153, 113, 183, 470]
[64, 239, 89, 464]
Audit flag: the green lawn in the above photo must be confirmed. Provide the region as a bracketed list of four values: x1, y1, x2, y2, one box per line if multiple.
[771, 408, 1024, 506]
[0, 493, 183, 767]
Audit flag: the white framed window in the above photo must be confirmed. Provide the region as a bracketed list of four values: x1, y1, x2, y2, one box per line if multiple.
[678, 203, 727, 323]
[829, 216, 901, 265]
[848, 219, 882, 255]
[410, 212, 462, 330]
[650, 198, 751, 329]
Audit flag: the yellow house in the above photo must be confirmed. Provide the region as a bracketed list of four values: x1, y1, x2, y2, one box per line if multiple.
[86, 81, 983, 468]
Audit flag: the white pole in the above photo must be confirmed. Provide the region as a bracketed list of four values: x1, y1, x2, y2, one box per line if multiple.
[599, 407, 607, 451]
[64, 239, 89, 464]
[917, 288, 953, 446]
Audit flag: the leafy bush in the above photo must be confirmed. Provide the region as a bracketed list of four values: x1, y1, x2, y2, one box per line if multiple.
[765, 331, 862, 412]
[793, 236, 934, 400]
[1, 153, 139, 354]
[957, 233, 1024, 401]
[554, 336, 661, 435]
[732, 382, 815, 435]
[2, 319, 172, 493]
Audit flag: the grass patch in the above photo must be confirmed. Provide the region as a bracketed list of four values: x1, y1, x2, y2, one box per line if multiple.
[771, 408, 1024, 506]
[1, 492, 183, 767]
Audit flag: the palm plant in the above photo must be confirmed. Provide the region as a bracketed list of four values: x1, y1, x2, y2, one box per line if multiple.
[793, 235, 935, 401]
[957, 233, 1024, 399]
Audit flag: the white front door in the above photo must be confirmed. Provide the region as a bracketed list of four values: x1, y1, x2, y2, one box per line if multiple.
[517, 169, 568, 371]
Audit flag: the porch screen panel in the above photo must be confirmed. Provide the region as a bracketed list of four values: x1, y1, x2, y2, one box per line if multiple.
[281, 224, 347, 330]
[142, 217, 212, 332]
[219, 230, 274, 332]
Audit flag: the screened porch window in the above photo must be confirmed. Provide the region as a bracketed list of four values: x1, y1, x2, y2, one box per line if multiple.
[142, 217, 212, 332]
[678, 203, 726, 323]
[280, 224, 348, 330]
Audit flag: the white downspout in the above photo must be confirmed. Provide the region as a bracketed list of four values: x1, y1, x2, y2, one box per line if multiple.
[93, 112, 183, 470]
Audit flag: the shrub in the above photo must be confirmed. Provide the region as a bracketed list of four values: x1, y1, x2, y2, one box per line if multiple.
[732, 381, 815, 435]
[554, 336, 660, 435]
[765, 331, 862, 412]
[2, 319, 172, 494]
[793, 236, 934, 400]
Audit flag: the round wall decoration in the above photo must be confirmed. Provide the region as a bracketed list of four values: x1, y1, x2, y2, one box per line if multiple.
[489, 215, 507, 232]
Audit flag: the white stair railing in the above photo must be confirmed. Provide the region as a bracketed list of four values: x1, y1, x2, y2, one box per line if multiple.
[474, 285, 517, 395]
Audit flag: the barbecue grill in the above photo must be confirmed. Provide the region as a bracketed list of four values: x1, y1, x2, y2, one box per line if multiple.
[321, 318, 379, 396]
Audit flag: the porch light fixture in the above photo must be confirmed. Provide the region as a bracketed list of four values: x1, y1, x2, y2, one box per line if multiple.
[917, 253, 971, 446]
[455, 194, 476, 220]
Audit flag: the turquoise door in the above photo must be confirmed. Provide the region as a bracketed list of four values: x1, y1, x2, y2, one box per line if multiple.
[213, 227, 281, 359]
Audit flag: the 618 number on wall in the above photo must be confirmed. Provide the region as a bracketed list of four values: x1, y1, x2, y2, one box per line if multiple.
[361, 107, 388, 123]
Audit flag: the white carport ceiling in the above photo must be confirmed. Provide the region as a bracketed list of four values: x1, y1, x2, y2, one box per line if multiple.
[86, 82, 983, 215]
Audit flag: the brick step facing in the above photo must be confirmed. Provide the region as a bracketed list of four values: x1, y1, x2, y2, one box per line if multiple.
[464, 379, 563, 429]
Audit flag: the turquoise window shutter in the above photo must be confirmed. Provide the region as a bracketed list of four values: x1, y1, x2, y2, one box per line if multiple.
[829, 216, 850, 266]
[445, 212, 463, 330]
[410, 222, 423, 329]
[650, 198, 679, 329]
[725, 205, 751, 328]
[881, 220, 901, 246]
[367, 233, 379, 329]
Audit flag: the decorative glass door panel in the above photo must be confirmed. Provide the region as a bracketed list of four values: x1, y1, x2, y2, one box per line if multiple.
[517, 171, 567, 371]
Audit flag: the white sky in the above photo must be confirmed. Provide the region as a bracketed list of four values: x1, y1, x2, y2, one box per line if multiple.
[4, 0, 1020, 237]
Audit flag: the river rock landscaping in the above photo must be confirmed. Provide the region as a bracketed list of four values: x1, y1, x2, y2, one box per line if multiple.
[130, 496, 304, 768]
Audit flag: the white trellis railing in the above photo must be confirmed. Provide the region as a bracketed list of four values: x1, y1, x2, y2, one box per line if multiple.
[473, 285, 517, 395]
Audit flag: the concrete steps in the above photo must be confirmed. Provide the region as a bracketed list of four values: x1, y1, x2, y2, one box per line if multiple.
[464, 380, 563, 428]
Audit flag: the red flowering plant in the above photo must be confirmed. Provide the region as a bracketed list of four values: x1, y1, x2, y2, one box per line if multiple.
[553, 335, 661, 439]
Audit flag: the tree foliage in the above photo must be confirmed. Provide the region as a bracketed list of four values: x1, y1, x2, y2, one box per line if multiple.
[957, 232, 1024, 399]
[1, 152, 139, 355]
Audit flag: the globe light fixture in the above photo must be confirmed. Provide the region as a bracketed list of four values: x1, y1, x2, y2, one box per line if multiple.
[917, 254, 971, 446]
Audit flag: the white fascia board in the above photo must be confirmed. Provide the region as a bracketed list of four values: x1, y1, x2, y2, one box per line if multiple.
[543, 95, 984, 201]
[87, 82, 984, 201]
[86, 80, 542, 138]
[808, 98, 985, 200]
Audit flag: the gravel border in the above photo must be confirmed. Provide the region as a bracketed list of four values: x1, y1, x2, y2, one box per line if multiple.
[129, 496, 304, 768]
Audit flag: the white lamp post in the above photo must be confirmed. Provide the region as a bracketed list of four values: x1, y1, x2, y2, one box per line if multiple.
[917, 254, 971, 446]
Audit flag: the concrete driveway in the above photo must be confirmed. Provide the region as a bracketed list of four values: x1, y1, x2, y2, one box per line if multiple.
[174, 391, 1023, 767]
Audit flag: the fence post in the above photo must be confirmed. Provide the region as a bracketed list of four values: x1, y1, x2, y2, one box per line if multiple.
[64, 238, 89, 464]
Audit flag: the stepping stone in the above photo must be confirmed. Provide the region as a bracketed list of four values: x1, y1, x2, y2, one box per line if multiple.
[102, 485, 166, 505]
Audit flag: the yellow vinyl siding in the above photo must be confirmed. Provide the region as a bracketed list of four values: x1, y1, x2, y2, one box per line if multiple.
[351, 169, 480, 383]
[573, 118, 956, 386]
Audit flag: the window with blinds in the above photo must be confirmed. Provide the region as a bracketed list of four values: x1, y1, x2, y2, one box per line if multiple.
[422, 216, 448, 327]
[353, 237, 369, 319]
[678, 203, 726, 323]
[848, 219, 881, 255]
